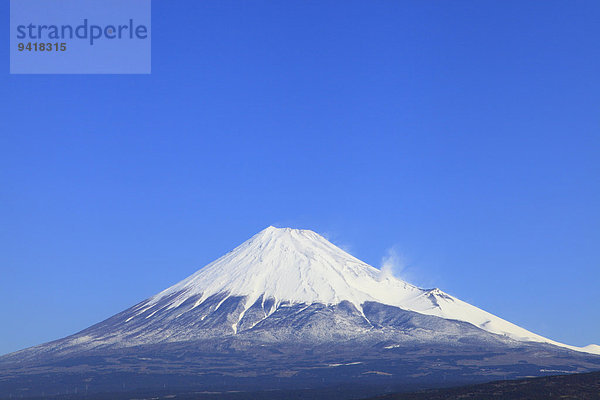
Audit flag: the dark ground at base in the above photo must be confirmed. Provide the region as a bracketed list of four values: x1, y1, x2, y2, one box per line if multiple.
[5, 371, 600, 400]
[368, 370, 600, 400]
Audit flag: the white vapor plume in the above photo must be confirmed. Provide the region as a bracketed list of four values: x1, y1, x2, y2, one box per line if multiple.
[379, 247, 407, 281]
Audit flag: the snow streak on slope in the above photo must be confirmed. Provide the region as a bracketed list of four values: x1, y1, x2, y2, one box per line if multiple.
[137, 227, 598, 355]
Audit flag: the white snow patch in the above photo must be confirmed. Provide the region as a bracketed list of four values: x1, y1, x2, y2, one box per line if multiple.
[327, 362, 363, 367]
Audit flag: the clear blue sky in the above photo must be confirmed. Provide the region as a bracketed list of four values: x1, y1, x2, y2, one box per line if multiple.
[1, 1, 599, 355]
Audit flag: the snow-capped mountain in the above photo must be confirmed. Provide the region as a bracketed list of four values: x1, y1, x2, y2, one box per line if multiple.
[9, 226, 596, 358]
[2, 227, 600, 399]
[133, 226, 595, 353]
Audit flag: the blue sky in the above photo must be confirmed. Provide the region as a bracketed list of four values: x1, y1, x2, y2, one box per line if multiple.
[1, 1, 599, 355]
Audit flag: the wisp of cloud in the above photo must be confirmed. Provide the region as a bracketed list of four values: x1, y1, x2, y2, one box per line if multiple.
[379, 247, 407, 281]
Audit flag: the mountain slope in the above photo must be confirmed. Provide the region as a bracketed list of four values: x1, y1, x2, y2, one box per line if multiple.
[118, 226, 598, 353]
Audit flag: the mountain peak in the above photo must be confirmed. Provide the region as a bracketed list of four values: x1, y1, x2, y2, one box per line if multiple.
[253, 226, 326, 244]
[150, 225, 411, 310]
